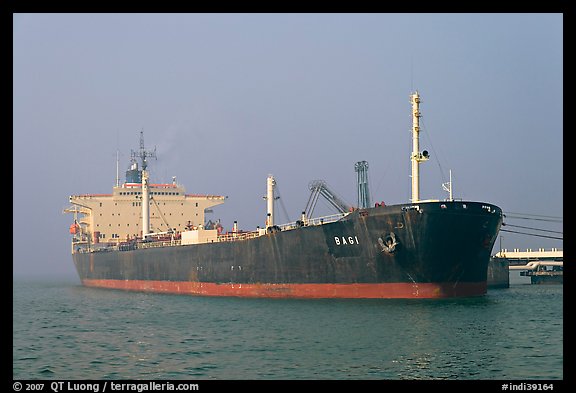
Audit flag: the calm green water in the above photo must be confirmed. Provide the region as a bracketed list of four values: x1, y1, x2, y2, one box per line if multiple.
[13, 276, 562, 380]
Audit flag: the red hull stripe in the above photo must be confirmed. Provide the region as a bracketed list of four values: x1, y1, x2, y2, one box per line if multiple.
[82, 279, 487, 299]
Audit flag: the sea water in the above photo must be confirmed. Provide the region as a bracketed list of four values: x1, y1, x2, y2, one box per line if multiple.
[12, 273, 562, 380]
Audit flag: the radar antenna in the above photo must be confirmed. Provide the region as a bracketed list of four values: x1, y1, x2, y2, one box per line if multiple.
[131, 129, 157, 170]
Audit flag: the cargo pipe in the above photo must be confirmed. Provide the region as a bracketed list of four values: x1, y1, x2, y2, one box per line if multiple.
[509, 261, 563, 270]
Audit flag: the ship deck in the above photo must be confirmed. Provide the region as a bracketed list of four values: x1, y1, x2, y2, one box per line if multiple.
[72, 212, 350, 254]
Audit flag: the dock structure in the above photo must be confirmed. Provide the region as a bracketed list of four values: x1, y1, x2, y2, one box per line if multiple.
[492, 248, 563, 285]
[493, 248, 562, 264]
[487, 257, 510, 289]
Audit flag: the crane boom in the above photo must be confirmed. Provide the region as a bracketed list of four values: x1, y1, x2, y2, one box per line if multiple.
[304, 180, 351, 217]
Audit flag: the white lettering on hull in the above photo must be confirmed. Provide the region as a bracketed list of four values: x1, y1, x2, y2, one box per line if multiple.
[334, 236, 360, 245]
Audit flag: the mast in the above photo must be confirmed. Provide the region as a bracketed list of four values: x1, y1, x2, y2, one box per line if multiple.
[131, 130, 156, 172]
[132, 131, 156, 238]
[115, 150, 120, 187]
[142, 168, 150, 237]
[410, 91, 429, 202]
[266, 175, 276, 228]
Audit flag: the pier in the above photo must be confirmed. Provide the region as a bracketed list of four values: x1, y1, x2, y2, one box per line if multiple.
[493, 248, 563, 264]
[489, 248, 563, 286]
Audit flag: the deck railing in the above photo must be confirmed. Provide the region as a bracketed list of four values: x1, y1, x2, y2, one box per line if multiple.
[278, 212, 349, 231]
[73, 212, 350, 253]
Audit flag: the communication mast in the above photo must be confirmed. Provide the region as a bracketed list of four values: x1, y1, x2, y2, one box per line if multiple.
[131, 129, 157, 170]
[133, 130, 156, 238]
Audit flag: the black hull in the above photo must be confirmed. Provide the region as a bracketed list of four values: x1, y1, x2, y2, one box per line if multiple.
[72, 201, 502, 298]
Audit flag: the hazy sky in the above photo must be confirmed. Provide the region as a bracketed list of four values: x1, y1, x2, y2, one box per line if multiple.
[13, 13, 563, 279]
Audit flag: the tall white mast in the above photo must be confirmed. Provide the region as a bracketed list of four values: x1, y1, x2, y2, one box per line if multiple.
[133, 131, 155, 238]
[410, 91, 429, 203]
[142, 168, 150, 237]
[266, 175, 276, 228]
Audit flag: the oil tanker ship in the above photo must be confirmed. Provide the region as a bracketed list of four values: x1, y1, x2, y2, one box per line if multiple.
[65, 92, 503, 298]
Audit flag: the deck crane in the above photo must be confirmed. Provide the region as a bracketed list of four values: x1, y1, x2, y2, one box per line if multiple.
[304, 180, 351, 218]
